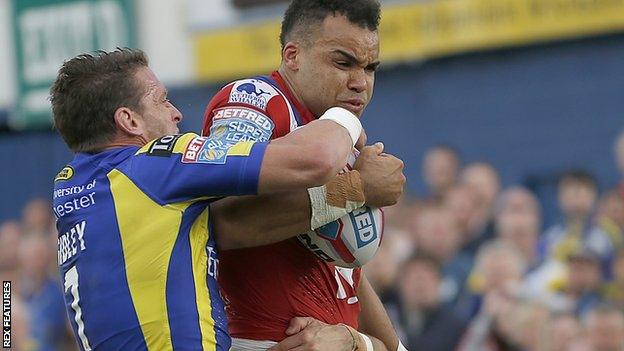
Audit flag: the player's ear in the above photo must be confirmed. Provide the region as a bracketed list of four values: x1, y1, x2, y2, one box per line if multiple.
[282, 41, 300, 71]
[113, 107, 145, 137]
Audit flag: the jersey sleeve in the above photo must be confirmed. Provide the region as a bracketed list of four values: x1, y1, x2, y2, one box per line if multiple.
[117, 133, 267, 205]
[202, 78, 297, 142]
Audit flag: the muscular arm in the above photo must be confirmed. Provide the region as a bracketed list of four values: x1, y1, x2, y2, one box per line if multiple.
[257, 119, 353, 194]
[212, 191, 310, 250]
[358, 274, 400, 351]
[213, 143, 405, 251]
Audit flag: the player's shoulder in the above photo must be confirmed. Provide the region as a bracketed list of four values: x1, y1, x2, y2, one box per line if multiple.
[205, 77, 297, 138]
[210, 77, 294, 118]
[135, 133, 199, 157]
[222, 77, 286, 111]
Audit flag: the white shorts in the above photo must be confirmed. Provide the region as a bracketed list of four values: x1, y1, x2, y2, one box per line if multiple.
[230, 338, 278, 351]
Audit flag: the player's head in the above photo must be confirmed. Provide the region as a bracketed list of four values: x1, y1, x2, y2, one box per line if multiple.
[278, 0, 381, 117]
[50, 48, 182, 152]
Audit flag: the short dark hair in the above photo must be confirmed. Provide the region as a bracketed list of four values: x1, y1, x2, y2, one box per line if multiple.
[559, 169, 598, 191]
[50, 48, 148, 152]
[280, 0, 381, 49]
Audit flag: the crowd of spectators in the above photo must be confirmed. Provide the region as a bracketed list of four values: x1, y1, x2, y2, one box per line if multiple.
[2, 131, 624, 351]
[366, 130, 624, 351]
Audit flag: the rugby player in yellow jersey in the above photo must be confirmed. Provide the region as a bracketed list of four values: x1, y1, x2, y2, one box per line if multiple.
[51, 48, 404, 350]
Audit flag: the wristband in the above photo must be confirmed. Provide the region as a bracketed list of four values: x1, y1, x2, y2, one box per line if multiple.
[397, 340, 408, 351]
[358, 332, 374, 351]
[319, 107, 362, 147]
[308, 171, 365, 230]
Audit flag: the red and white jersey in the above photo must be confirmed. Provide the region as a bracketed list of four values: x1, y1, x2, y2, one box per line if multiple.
[202, 71, 362, 341]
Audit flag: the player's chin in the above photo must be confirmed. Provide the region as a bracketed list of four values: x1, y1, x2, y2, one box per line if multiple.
[337, 103, 365, 116]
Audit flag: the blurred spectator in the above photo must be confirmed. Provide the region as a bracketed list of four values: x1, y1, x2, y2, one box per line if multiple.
[364, 227, 413, 302]
[567, 337, 594, 351]
[603, 249, 624, 309]
[456, 240, 526, 321]
[553, 249, 603, 316]
[443, 185, 481, 255]
[493, 187, 568, 305]
[382, 194, 420, 232]
[615, 130, 624, 198]
[540, 170, 615, 267]
[11, 296, 36, 351]
[411, 206, 472, 304]
[582, 303, 624, 351]
[18, 234, 72, 351]
[458, 295, 551, 351]
[494, 187, 541, 269]
[22, 198, 55, 236]
[596, 189, 624, 249]
[456, 290, 520, 351]
[386, 253, 466, 351]
[422, 144, 461, 205]
[458, 162, 501, 256]
[545, 312, 582, 351]
[0, 220, 23, 282]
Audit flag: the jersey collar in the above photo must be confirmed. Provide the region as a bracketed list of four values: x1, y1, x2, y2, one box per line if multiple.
[270, 71, 316, 124]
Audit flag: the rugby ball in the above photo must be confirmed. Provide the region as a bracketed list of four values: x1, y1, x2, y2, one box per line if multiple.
[298, 206, 384, 268]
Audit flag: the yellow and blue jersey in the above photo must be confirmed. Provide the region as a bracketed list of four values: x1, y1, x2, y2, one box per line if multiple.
[53, 133, 267, 351]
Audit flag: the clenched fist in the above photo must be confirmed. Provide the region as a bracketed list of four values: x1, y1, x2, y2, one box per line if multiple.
[354, 142, 406, 208]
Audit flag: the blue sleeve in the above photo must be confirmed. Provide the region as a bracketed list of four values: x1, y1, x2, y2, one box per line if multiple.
[117, 133, 267, 205]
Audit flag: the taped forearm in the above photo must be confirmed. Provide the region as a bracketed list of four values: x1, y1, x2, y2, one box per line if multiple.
[308, 170, 365, 230]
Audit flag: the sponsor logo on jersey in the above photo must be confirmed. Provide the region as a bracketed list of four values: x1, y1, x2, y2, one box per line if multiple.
[146, 134, 181, 157]
[54, 179, 96, 199]
[55, 166, 74, 182]
[182, 136, 208, 163]
[228, 79, 279, 110]
[181, 137, 229, 164]
[210, 118, 273, 144]
[53, 192, 96, 219]
[213, 107, 275, 133]
[349, 207, 378, 248]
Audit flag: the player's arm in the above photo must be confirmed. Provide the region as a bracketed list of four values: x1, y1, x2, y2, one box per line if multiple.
[357, 273, 405, 351]
[212, 143, 405, 250]
[268, 317, 389, 351]
[256, 110, 359, 193]
[127, 108, 361, 205]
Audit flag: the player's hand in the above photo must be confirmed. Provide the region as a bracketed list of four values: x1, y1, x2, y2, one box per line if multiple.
[268, 317, 353, 351]
[354, 142, 405, 207]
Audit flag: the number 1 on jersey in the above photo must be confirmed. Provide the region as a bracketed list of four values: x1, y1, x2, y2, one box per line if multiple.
[64, 266, 92, 350]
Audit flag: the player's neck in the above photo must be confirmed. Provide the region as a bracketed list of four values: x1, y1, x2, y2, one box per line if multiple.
[103, 134, 149, 150]
[277, 66, 309, 112]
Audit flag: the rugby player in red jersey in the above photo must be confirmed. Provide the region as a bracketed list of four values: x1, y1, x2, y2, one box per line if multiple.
[203, 1, 406, 350]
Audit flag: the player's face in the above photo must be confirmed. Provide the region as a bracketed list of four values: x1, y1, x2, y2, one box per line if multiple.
[134, 67, 183, 140]
[295, 15, 379, 117]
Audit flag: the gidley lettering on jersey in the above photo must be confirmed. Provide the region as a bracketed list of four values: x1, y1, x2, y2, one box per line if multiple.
[58, 221, 87, 265]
